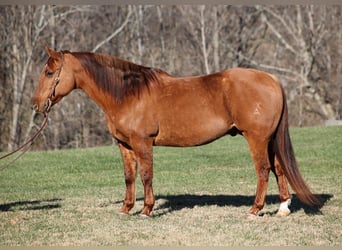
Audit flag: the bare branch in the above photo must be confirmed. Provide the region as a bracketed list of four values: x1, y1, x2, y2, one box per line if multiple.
[257, 6, 298, 44]
[261, 13, 297, 55]
[53, 5, 92, 19]
[92, 6, 132, 53]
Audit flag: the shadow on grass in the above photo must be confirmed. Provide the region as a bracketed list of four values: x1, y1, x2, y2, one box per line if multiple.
[150, 193, 332, 217]
[0, 198, 62, 212]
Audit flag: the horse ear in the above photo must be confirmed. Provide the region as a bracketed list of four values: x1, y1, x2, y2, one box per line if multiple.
[45, 45, 59, 59]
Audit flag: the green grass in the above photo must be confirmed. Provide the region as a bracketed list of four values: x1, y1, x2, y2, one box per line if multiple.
[0, 126, 341, 246]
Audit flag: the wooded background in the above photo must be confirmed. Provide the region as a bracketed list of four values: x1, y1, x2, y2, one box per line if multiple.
[0, 5, 341, 151]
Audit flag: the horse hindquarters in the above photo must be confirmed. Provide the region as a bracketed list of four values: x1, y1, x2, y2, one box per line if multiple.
[223, 69, 284, 215]
[245, 86, 320, 216]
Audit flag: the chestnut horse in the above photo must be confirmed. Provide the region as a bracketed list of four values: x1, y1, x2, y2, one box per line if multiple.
[32, 46, 320, 217]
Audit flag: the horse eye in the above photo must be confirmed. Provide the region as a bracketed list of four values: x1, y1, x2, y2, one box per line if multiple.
[45, 71, 54, 77]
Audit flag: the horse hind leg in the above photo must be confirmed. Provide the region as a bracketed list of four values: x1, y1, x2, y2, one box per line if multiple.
[271, 155, 292, 216]
[245, 135, 272, 218]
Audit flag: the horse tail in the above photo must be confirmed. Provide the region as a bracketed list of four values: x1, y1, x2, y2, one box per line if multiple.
[273, 86, 321, 206]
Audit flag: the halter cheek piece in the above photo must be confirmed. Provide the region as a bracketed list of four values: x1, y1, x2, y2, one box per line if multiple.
[43, 51, 64, 114]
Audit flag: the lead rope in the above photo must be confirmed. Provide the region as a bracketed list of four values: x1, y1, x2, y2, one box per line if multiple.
[0, 51, 64, 172]
[0, 111, 49, 172]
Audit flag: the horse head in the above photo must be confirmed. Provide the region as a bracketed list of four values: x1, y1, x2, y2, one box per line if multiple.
[32, 45, 76, 114]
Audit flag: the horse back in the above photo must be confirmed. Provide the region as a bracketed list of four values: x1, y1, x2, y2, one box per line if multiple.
[113, 67, 284, 147]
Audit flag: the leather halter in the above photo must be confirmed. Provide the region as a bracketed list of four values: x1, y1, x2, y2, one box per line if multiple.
[43, 51, 64, 113]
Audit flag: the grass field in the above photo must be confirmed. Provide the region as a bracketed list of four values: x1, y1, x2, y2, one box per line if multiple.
[0, 126, 341, 246]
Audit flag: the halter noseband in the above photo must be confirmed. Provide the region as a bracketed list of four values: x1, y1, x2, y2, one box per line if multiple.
[44, 51, 64, 113]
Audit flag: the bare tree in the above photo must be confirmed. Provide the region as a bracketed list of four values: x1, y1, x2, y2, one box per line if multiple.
[254, 6, 337, 126]
[5, 6, 51, 151]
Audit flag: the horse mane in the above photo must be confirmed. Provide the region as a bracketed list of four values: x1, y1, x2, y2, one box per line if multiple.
[72, 51, 163, 102]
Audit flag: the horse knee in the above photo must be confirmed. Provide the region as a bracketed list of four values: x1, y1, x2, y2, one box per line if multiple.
[125, 171, 137, 184]
[139, 168, 153, 184]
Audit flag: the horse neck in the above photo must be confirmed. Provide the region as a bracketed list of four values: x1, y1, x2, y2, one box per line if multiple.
[73, 64, 118, 115]
[70, 52, 163, 115]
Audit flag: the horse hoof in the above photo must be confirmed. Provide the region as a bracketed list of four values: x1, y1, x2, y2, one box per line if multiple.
[118, 211, 129, 216]
[276, 208, 291, 217]
[139, 213, 150, 219]
[246, 213, 259, 220]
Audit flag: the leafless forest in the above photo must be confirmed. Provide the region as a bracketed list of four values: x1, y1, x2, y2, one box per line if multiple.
[0, 5, 341, 151]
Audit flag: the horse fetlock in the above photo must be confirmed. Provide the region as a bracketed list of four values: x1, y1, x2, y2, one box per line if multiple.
[141, 204, 154, 217]
[120, 201, 135, 214]
[249, 206, 261, 216]
[250, 200, 265, 215]
[276, 198, 291, 216]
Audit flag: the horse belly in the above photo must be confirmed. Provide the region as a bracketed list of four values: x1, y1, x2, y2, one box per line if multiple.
[154, 115, 229, 147]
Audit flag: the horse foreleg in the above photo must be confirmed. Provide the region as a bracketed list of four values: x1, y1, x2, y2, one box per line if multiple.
[118, 143, 137, 215]
[246, 137, 271, 216]
[132, 138, 155, 217]
[272, 156, 292, 216]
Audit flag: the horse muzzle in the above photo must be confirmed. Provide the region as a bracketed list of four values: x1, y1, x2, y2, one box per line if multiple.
[43, 98, 53, 113]
[31, 98, 52, 114]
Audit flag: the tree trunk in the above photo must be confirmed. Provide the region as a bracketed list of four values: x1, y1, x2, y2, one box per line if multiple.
[212, 6, 220, 72]
[200, 6, 210, 74]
